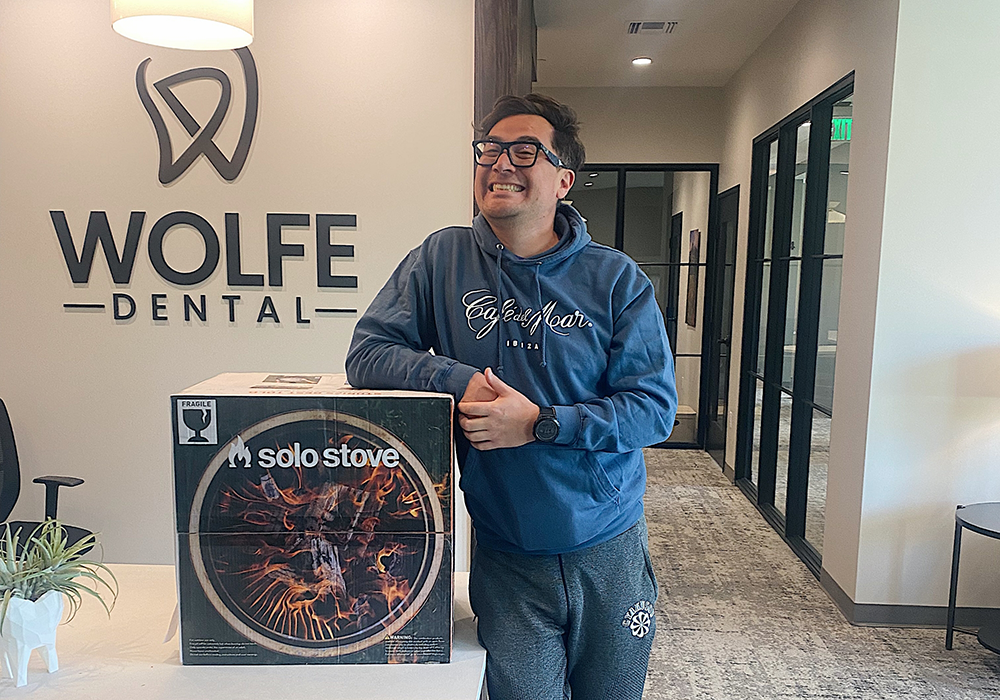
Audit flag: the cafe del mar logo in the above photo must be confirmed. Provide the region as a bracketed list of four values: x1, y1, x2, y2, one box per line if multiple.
[137, 47, 258, 184]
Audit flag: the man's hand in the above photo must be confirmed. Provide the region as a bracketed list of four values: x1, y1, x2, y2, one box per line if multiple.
[461, 371, 499, 404]
[458, 368, 539, 450]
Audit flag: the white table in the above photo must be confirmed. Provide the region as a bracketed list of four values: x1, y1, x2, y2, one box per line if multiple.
[2, 564, 485, 699]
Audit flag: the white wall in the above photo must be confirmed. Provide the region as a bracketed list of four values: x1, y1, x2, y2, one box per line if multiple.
[540, 87, 724, 164]
[857, 0, 1000, 607]
[672, 171, 711, 413]
[717, 0, 900, 600]
[0, 0, 474, 566]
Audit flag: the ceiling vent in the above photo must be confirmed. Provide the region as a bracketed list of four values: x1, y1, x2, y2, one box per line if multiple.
[627, 21, 679, 35]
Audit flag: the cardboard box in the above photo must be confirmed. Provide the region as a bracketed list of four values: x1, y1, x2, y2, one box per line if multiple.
[171, 373, 453, 664]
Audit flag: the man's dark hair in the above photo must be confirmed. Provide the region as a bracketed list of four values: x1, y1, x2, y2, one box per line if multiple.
[476, 94, 586, 172]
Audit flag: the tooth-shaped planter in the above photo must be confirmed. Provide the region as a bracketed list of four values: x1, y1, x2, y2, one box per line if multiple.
[0, 591, 64, 687]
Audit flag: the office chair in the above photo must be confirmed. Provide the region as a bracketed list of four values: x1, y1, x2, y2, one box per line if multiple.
[0, 398, 91, 551]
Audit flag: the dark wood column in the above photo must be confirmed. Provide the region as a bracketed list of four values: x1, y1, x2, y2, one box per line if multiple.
[474, 0, 536, 128]
[470, 0, 536, 551]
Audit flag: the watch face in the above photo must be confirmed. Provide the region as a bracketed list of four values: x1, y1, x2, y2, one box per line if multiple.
[534, 418, 559, 442]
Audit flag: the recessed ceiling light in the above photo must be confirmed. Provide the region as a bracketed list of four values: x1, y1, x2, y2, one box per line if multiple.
[589, 173, 599, 178]
[584, 182, 594, 187]
[632, 57, 653, 66]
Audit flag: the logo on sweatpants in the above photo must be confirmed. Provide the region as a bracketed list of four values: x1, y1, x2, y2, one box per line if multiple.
[622, 600, 654, 639]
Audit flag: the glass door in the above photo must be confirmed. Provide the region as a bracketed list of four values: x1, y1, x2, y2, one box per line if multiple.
[736, 76, 853, 572]
[803, 93, 851, 554]
[567, 165, 719, 448]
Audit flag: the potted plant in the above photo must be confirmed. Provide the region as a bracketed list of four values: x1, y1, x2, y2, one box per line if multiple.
[0, 520, 117, 687]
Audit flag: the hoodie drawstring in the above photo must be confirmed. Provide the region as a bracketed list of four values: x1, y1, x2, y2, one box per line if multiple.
[535, 263, 547, 368]
[495, 243, 505, 374]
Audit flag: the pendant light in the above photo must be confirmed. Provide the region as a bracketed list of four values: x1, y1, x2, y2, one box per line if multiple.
[111, 0, 253, 50]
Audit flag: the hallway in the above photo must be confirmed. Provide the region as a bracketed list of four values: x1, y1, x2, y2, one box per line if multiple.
[642, 449, 1000, 699]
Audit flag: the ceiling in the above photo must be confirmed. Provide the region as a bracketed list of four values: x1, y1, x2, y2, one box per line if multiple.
[533, 0, 802, 88]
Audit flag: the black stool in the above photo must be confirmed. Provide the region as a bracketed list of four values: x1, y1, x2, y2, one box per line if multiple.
[946, 502, 1000, 652]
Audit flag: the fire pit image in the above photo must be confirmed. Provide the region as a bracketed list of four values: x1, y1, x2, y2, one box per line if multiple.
[185, 409, 447, 659]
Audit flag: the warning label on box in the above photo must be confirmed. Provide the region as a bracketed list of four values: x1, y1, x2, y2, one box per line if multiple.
[177, 399, 218, 445]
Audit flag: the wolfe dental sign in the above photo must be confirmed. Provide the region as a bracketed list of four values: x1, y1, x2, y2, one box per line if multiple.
[56, 48, 357, 325]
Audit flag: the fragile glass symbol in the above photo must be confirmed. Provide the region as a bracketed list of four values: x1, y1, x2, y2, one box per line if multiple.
[182, 409, 212, 442]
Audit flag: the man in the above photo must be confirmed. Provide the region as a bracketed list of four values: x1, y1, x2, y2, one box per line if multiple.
[346, 94, 676, 699]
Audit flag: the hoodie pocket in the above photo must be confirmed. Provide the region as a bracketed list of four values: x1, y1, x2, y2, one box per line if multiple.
[585, 451, 620, 502]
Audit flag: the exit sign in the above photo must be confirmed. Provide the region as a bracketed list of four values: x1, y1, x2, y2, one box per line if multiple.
[832, 117, 852, 141]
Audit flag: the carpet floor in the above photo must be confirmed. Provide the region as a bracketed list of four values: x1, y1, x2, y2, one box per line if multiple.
[642, 448, 1000, 699]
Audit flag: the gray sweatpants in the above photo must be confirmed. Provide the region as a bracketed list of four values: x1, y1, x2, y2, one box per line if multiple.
[469, 518, 658, 700]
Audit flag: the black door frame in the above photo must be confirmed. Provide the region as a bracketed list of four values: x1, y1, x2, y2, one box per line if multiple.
[576, 162, 720, 450]
[666, 212, 683, 352]
[705, 184, 739, 470]
[734, 73, 854, 576]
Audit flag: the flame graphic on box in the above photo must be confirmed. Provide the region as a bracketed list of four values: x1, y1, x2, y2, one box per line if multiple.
[215, 437, 431, 641]
[227, 436, 252, 469]
[187, 409, 448, 658]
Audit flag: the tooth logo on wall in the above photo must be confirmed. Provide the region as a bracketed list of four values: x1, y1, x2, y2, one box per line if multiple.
[136, 47, 259, 184]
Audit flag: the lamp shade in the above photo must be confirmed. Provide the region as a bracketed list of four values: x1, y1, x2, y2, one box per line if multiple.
[111, 0, 253, 50]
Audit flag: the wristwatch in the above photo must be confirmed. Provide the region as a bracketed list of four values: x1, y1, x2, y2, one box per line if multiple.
[533, 406, 560, 443]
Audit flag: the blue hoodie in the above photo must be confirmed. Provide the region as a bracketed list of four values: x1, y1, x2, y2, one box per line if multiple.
[346, 203, 677, 555]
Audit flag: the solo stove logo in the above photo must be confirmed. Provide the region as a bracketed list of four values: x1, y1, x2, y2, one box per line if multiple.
[225, 434, 401, 470]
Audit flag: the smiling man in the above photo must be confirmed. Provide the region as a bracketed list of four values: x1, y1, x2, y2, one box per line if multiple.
[346, 94, 677, 699]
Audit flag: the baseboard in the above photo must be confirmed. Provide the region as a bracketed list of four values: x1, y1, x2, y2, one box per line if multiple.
[722, 462, 735, 482]
[820, 568, 1000, 628]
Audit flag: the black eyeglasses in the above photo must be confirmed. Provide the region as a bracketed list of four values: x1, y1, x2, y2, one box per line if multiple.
[472, 139, 566, 169]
